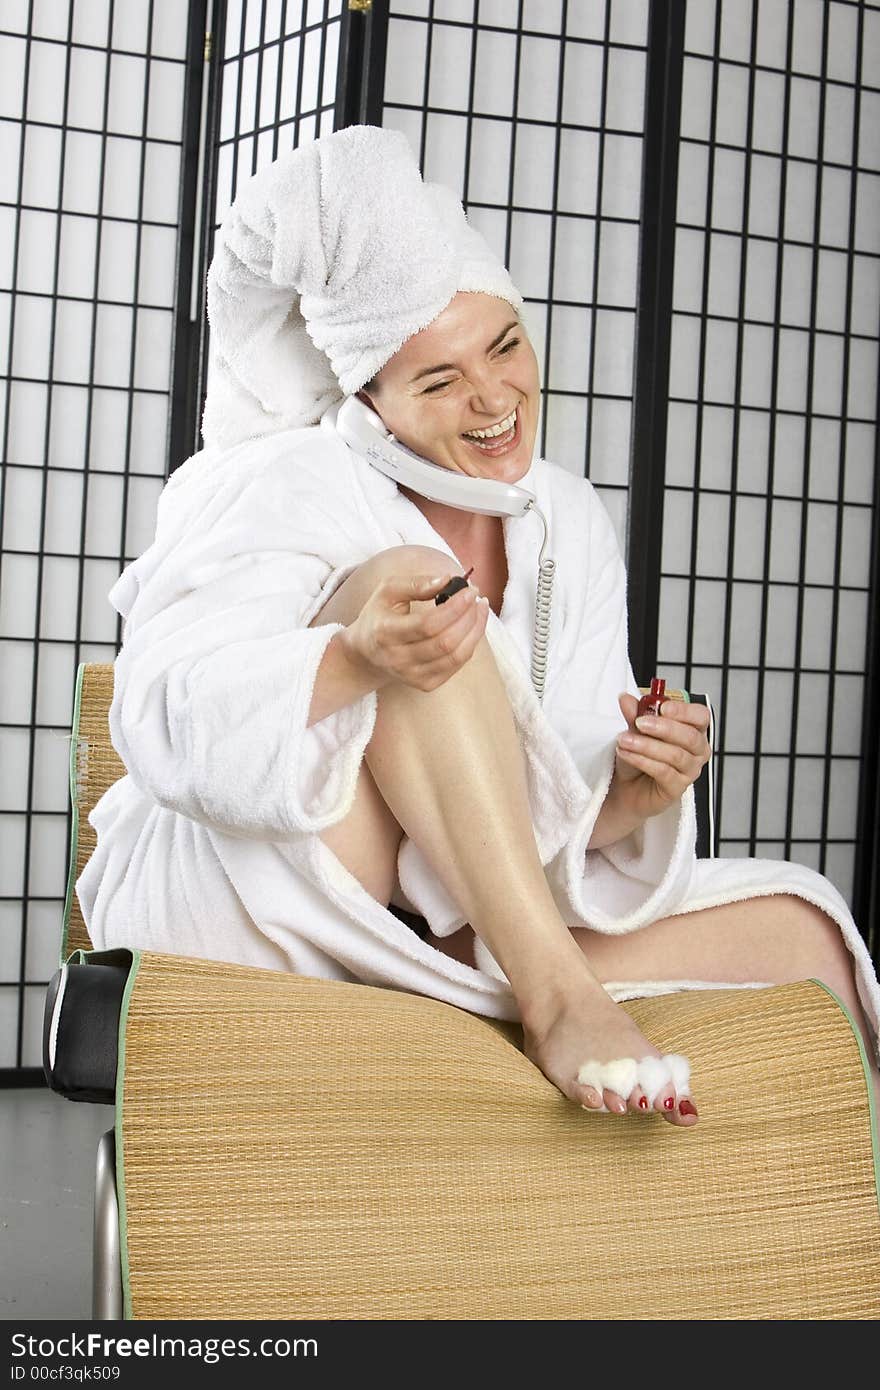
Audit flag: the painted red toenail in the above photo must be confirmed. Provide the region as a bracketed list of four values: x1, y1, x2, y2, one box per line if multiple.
[679, 1099, 698, 1117]
[638, 1096, 648, 1110]
[663, 1096, 675, 1110]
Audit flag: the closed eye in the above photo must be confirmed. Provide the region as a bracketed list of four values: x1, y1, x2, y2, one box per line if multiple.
[420, 335, 520, 393]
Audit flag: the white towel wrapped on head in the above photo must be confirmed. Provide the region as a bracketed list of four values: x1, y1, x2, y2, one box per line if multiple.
[202, 124, 523, 451]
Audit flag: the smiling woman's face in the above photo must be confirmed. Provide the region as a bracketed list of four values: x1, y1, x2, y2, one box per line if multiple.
[360, 291, 540, 485]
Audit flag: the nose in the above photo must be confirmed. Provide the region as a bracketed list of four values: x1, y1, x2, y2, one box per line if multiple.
[468, 364, 510, 417]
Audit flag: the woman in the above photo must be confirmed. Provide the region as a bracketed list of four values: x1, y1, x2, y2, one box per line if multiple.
[78, 126, 880, 1127]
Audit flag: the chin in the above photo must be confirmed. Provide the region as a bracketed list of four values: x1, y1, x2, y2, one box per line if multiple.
[498, 431, 538, 482]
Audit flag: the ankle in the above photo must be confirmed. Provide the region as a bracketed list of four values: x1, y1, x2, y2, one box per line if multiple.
[517, 956, 610, 1036]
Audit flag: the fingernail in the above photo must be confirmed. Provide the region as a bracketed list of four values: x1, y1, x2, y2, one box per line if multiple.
[679, 1098, 698, 1117]
[638, 1096, 648, 1110]
[663, 1096, 675, 1111]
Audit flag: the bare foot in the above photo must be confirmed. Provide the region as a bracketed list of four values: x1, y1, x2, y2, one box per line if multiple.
[520, 978, 698, 1127]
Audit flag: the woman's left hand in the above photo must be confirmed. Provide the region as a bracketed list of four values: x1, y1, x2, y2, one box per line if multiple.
[612, 691, 711, 820]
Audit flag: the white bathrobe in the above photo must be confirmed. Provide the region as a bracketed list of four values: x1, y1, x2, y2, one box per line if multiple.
[76, 419, 880, 1058]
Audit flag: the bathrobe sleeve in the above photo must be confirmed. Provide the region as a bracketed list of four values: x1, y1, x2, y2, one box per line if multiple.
[106, 434, 381, 840]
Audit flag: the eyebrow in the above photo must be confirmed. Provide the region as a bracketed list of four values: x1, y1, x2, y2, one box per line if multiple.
[409, 321, 520, 384]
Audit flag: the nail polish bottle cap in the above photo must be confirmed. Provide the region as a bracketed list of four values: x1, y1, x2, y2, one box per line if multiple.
[650, 677, 665, 697]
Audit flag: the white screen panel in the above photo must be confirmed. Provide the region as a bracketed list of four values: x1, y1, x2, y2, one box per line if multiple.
[0, 3, 190, 1067]
[666, 0, 880, 907]
[383, 0, 648, 520]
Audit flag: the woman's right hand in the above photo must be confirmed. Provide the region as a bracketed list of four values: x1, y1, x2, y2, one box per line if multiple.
[340, 571, 490, 693]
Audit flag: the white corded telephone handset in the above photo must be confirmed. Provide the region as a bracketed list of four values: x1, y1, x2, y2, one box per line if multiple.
[328, 395, 535, 517]
[323, 395, 556, 701]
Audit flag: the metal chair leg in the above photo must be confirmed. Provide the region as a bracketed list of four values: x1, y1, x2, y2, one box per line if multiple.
[92, 1129, 123, 1320]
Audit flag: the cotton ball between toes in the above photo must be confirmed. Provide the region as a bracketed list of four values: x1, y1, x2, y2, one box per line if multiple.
[576, 1057, 638, 1100]
[576, 1053, 692, 1111]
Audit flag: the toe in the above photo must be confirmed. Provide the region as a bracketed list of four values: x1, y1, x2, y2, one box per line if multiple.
[579, 1085, 604, 1110]
[628, 1086, 650, 1114]
[655, 1084, 677, 1118]
[659, 1092, 700, 1126]
[603, 1088, 628, 1115]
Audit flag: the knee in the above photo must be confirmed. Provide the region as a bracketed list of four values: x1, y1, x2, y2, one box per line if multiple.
[773, 894, 848, 972]
[311, 545, 458, 628]
[366, 544, 457, 582]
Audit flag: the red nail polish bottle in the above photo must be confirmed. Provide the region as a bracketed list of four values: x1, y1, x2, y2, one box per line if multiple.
[637, 677, 666, 718]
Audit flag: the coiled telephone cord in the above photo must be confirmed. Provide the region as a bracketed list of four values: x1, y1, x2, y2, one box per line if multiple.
[527, 502, 555, 703]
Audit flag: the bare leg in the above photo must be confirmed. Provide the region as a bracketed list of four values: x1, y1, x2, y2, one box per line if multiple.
[572, 896, 880, 1111]
[312, 545, 694, 1124]
[320, 761, 405, 907]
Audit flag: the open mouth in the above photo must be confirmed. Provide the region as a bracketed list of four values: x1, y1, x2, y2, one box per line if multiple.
[461, 406, 521, 455]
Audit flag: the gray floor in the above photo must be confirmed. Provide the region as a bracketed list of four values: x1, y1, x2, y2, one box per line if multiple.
[1, 1087, 113, 1320]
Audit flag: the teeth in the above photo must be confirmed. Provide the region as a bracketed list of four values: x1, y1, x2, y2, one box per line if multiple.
[463, 408, 517, 440]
